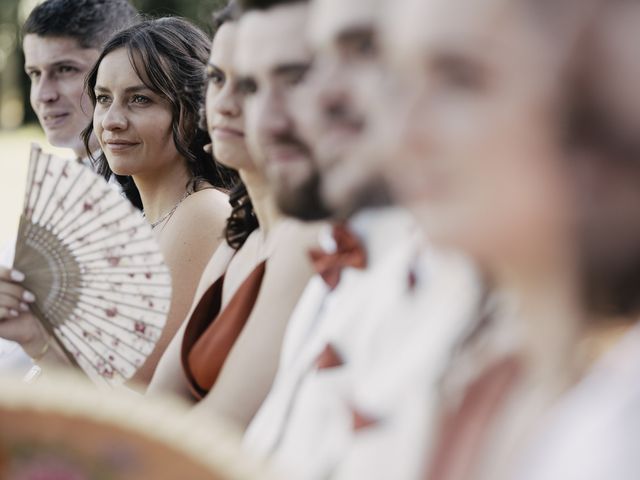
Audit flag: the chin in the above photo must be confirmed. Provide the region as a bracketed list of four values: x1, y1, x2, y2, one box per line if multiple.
[46, 132, 72, 149]
[214, 146, 249, 170]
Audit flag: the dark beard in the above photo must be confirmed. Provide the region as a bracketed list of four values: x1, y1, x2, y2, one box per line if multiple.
[338, 175, 394, 219]
[580, 240, 640, 319]
[276, 171, 333, 222]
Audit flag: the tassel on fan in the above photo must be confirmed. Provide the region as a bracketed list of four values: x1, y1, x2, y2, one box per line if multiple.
[13, 144, 171, 387]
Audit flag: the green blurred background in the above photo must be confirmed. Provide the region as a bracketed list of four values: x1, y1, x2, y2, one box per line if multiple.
[0, 0, 227, 248]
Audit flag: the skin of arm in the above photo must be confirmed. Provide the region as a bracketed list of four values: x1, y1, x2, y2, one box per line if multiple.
[146, 237, 237, 398]
[128, 187, 230, 386]
[191, 221, 322, 429]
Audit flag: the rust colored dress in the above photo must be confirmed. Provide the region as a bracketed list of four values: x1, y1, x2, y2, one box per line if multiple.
[181, 261, 267, 400]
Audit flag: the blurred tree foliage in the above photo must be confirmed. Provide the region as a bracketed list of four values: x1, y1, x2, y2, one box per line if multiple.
[0, 0, 229, 128]
[132, 0, 229, 29]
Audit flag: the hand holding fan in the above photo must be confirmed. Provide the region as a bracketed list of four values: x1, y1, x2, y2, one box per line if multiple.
[12, 144, 171, 386]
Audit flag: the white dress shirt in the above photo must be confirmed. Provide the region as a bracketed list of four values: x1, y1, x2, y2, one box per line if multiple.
[244, 207, 424, 478]
[333, 250, 483, 480]
[514, 324, 640, 480]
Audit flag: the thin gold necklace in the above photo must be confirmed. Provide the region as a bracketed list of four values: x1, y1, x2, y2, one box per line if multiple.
[144, 191, 191, 229]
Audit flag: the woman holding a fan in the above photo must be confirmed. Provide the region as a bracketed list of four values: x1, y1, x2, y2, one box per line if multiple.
[0, 17, 236, 386]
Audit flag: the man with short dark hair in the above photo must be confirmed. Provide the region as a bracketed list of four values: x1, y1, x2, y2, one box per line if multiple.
[236, 2, 458, 479]
[23, 0, 138, 159]
[0, 0, 138, 375]
[236, 0, 329, 221]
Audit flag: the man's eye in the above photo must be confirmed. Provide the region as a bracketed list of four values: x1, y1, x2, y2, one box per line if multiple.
[238, 79, 257, 96]
[27, 71, 41, 81]
[284, 67, 309, 86]
[58, 65, 77, 75]
[350, 37, 377, 58]
[431, 55, 488, 93]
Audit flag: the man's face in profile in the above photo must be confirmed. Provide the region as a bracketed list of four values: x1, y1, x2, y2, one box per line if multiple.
[235, 4, 330, 221]
[295, 0, 390, 217]
[23, 35, 100, 156]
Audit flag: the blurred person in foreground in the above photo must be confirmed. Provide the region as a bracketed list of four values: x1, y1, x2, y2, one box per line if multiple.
[372, 0, 608, 478]
[0, 0, 138, 376]
[236, 0, 482, 478]
[515, 1, 640, 478]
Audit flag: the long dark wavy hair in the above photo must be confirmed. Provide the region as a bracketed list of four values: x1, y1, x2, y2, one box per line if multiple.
[82, 16, 237, 210]
[207, 0, 260, 250]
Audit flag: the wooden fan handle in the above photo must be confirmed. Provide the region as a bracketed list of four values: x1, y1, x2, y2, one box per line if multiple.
[30, 302, 81, 371]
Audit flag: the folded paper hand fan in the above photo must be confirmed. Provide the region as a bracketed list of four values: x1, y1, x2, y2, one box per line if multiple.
[12, 144, 171, 386]
[0, 372, 277, 480]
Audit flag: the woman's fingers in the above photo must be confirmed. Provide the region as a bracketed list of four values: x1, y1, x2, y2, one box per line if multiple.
[0, 306, 20, 319]
[0, 293, 30, 314]
[0, 311, 41, 346]
[0, 267, 25, 282]
[0, 267, 36, 305]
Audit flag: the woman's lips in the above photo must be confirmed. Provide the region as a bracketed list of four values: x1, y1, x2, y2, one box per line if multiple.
[105, 140, 140, 152]
[212, 127, 244, 140]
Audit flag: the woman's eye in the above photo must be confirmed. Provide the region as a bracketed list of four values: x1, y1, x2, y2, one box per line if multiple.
[208, 72, 224, 86]
[95, 94, 111, 105]
[131, 95, 151, 105]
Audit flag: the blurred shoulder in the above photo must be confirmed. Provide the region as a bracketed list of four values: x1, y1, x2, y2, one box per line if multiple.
[274, 218, 325, 252]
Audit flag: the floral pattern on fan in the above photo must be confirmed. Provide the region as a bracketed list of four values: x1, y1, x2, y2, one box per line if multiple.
[13, 144, 171, 386]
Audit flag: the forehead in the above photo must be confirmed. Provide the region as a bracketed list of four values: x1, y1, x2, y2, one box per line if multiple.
[384, 0, 522, 58]
[96, 48, 141, 83]
[591, 2, 640, 125]
[309, 0, 380, 46]
[210, 23, 238, 67]
[235, 4, 311, 77]
[23, 34, 98, 67]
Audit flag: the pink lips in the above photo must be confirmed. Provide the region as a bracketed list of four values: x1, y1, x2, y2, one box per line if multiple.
[104, 139, 140, 152]
[41, 112, 70, 129]
[212, 126, 244, 140]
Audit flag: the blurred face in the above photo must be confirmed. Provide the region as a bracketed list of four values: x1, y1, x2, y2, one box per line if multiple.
[301, 0, 389, 215]
[205, 23, 252, 171]
[23, 35, 99, 157]
[93, 48, 182, 178]
[235, 4, 329, 220]
[379, 0, 572, 264]
[572, 2, 640, 316]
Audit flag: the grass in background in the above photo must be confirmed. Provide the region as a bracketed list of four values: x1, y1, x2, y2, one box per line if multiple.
[0, 125, 73, 248]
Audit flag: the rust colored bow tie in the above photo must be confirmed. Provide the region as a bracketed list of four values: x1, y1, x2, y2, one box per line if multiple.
[308, 224, 367, 290]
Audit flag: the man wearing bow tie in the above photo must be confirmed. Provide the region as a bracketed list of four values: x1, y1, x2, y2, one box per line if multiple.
[234, 0, 473, 478]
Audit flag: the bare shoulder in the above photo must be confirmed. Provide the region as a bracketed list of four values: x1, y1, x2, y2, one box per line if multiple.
[273, 219, 324, 254]
[157, 189, 229, 269]
[264, 219, 326, 278]
[171, 188, 230, 227]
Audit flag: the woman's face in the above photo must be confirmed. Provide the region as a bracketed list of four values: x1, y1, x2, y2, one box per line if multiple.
[93, 48, 181, 178]
[380, 0, 573, 265]
[205, 23, 251, 171]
